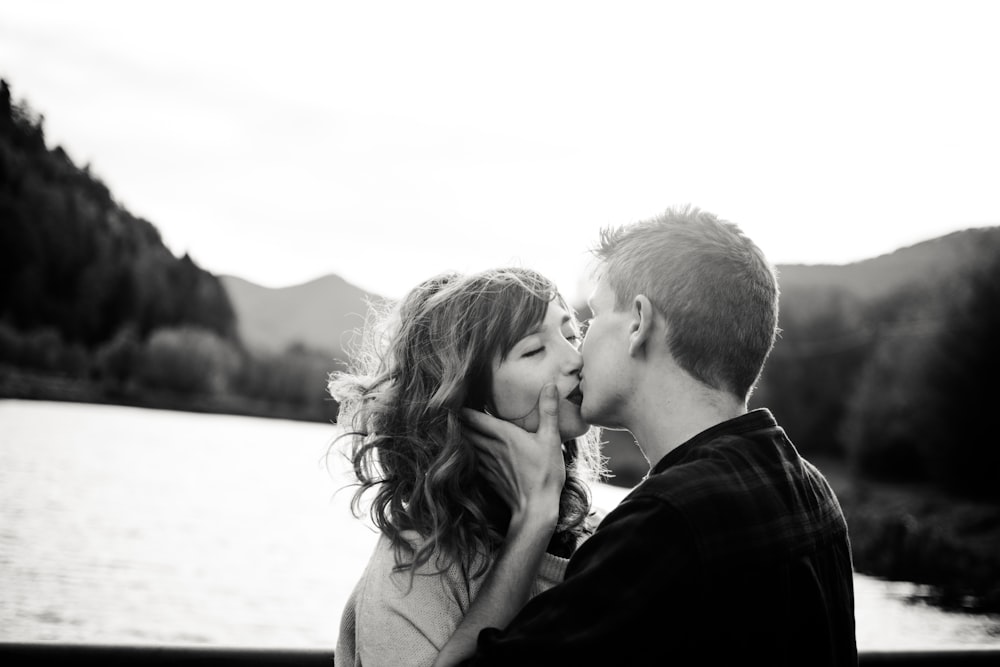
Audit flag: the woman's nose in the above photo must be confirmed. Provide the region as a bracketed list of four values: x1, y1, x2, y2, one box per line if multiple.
[561, 344, 583, 375]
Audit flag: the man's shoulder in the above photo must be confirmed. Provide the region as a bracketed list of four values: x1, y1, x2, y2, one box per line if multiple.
[625, 428, 848, 563]
[631, 433, 763, 503]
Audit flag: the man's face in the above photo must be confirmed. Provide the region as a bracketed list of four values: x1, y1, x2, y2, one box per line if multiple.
[579, 275, 632, 429]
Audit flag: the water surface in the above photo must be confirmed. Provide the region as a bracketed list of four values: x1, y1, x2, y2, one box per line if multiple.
[1, 400, 998, 650]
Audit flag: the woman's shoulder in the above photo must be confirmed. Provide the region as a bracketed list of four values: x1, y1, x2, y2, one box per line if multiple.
[534, 549, 571, 592]
[348, 532, 474, 667]
[357, 531, 473, 598]
[357, 531, 426, 581]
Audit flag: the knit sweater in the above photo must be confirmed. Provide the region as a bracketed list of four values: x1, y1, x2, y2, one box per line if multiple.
[334, 530, 570, 667]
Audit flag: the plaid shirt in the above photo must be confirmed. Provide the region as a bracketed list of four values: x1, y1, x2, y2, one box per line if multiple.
[469, 409, 858, 666]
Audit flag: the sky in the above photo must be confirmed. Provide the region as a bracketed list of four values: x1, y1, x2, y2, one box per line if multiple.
[2, 0, 998, 302]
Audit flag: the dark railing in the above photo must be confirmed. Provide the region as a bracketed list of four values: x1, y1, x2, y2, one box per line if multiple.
[2, 643, 1000, 666]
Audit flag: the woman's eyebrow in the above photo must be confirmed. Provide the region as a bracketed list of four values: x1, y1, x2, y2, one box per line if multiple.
[550, 315, 573, 333]
[518, 325, 544, 340]
[521, 314, 571, 339]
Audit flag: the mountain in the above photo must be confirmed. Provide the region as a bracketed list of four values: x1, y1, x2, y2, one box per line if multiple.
[220, 274, 385, 357]
[571, 226, 1000, 323]
[222, 226, 1000, 364]
[775, 227, 1000, 301]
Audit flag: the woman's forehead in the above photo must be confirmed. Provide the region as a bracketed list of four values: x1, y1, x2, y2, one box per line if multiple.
[536, 299, 573, 329]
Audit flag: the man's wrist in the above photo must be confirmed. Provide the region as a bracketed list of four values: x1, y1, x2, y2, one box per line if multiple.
[509, 502, 559, 538]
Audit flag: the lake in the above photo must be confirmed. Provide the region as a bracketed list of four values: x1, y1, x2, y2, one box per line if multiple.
[1, 399, 998, 651]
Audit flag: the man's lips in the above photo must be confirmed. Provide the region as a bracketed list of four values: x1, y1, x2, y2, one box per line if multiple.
[566, 385, 584, 406]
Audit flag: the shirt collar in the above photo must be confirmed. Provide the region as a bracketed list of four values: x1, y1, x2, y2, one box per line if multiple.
[648, 408, 778, 476]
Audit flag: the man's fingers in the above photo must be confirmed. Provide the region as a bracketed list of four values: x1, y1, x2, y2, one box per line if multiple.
[464, 428, 491, 449]
[467, 431, 502, 459]
[461, 407, 510, 438]
[536, 383, 561, 442]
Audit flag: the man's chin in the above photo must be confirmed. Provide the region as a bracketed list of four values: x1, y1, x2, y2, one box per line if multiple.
[580, 404, 619, 431]
[560, 423, 590, 441]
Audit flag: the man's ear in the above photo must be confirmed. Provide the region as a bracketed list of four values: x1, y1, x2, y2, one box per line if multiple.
[628, 295, 656, 358]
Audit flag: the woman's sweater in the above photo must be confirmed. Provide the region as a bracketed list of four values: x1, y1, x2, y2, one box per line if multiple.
[334, 530, 570, 667]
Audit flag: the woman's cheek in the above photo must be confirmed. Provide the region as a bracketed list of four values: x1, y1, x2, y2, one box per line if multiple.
[493, 379, 533, 424]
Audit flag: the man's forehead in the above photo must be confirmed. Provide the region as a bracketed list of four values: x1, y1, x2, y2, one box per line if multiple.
[586, 275, 613, 309]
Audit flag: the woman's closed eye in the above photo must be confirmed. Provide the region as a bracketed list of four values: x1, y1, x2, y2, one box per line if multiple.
[522, 346, 545, 358]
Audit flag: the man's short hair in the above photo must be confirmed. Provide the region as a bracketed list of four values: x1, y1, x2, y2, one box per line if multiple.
[594, 205, 779, 401]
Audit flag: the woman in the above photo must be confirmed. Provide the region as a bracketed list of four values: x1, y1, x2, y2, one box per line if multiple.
[329, 267, 604, 667]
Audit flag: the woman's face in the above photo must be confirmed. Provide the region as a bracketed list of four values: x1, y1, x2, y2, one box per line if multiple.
[489, 300, 588, 441]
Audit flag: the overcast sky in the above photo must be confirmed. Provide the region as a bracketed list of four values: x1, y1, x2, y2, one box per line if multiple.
[2, 0, 998, 301]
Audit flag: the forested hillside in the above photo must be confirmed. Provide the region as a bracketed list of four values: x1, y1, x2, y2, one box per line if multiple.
[0, 80, 235, 346]
[0, 80, 338, 422]
[756, 228, 1000, 500]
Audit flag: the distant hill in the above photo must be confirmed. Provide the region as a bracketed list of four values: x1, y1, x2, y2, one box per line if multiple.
[222, 226, 1000, 366]
[221, 274, 384, 357]
[776, 227, 1000, 301]
[571, 226, 1000, 322]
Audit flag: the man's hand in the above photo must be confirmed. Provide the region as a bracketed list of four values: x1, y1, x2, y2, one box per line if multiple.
[433, 384, 568, 667]
[462, 382, 566, 526]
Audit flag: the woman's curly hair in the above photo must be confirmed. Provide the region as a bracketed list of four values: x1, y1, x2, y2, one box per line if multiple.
[328, 267, 605, 580]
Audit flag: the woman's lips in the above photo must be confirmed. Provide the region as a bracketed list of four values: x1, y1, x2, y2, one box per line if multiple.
[566, 385, 584, 406]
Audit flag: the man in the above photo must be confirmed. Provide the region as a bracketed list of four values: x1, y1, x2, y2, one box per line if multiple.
[437, 205, 857, 666]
